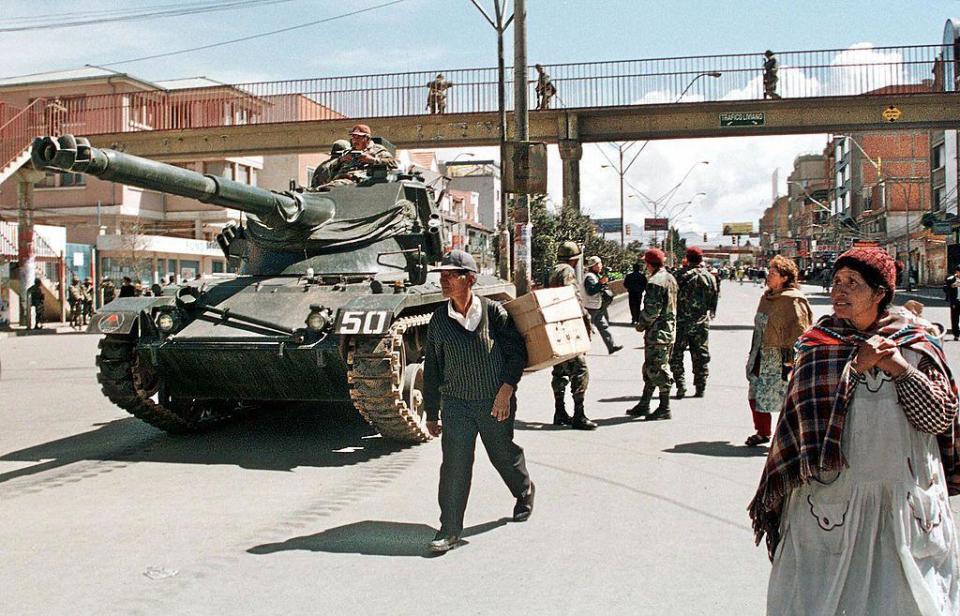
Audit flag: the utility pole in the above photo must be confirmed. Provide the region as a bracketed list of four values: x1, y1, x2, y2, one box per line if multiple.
[512, 0, 531, 294]
[15, 168, 45, 326]
[469, 0, 513, 281]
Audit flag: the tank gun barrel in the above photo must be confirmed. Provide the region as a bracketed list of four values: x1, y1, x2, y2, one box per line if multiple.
[31, 135, 334, 228]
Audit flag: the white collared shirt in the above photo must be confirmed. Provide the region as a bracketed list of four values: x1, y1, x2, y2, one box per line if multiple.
[447, 295, 482, 332]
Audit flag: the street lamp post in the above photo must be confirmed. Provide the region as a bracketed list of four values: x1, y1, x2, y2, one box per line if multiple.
[596, 73, 720, 247]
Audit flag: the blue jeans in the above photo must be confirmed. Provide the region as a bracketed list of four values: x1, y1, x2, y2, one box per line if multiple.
[588, 307, 616, 352]
[438, 396, 531, 535]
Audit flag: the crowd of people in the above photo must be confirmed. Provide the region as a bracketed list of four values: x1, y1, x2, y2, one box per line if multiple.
[425, 242, 960, 615]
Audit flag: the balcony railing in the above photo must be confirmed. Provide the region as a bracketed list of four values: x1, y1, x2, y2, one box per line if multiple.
[0, 98, 46, 170]
[1, 44, 951, 141]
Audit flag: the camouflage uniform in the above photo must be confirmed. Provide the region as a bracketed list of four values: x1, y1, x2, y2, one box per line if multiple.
[314, 142, 399, 187]
[67, 281, 84, 328]
[669, 264, 719, 396]
[549, 262, 589, 405]
[633, 267, 678, 416]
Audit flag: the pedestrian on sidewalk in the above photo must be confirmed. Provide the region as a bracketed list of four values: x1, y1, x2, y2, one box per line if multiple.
[670, 247, 719, 399]
[424, 250, 534, 553]
[67, 278, 84, 329]
[943, 264, 960, 341]
[623, 262, 647, 326]
[548, 241, 597, 430]
[629, 248, 678, 420]
[750, 247, 960, 615]
[744, 256, 812, 447]
[26, 278, 45, 330]
[583, 256, 622, 355]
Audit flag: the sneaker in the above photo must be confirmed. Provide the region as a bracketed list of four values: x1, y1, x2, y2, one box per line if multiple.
[429, 532, 461, 553]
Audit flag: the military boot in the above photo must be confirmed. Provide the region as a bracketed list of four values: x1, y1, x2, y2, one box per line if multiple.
[571, 399, 597, 430]
[694, 384, 705, 398]
[674, 382, 686, 400]
[648, 391, 672, 421]
[553, 397, 573, 426]
[628, 385, 655, 417]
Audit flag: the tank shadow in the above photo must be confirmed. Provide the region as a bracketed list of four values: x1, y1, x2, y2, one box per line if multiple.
[247, 518, 510, 558]
[663, 440, 770, 458]
[0, 404, 415, 483]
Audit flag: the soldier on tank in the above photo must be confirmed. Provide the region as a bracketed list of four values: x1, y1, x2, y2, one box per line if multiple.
[310, 140, 352, 188]
[763, 50, 780, 100]
[629, 248, 678, 420]
[548, 241, 596, 430]
[426, 73, 453, 114]
[535, 64, 557, 110]
[315, 124, 399, 188]
[669, 247, 719, 399]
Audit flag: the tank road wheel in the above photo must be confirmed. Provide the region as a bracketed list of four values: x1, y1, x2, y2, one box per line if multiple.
[95, 333, 244, 434]
[347, 313, 433, 442]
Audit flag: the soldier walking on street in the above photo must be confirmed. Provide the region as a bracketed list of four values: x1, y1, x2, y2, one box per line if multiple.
[669, 247, 719, 399]
[583, 256, 622, 354]
[763, 50, 781, 99]
[81, 278, 95, 325]
[426, 73, 453, 115]
[101, 276, 116, 306]
[548, 241, 597, 430]
[629, 248, 678, 420]
[535, 64, 557, 110]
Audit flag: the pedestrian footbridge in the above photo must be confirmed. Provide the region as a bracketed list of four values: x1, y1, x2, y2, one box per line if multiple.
[3, 44, 958, 204]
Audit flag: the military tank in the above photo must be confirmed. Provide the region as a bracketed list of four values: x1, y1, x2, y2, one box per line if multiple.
[31, 134, 514, 442]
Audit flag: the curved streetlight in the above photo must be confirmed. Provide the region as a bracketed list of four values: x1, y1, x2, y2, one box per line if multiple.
[596, 72, 720, 248]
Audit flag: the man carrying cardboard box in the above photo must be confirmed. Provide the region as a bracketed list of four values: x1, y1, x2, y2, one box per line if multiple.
[547, 241, 597, 430]
[424, 250, 534, 553]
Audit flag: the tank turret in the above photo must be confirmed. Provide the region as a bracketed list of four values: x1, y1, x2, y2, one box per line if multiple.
[32, 135, 335, 230]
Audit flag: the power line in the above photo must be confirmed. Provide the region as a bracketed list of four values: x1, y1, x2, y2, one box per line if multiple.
[0, 0, 259, 26]
[0, 0, 298, 33]
[0, 0, 408, 80]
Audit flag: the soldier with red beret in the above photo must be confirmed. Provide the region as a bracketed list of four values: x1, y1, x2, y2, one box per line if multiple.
[629, 248, 679, 420]
[313, 123, 398, 187]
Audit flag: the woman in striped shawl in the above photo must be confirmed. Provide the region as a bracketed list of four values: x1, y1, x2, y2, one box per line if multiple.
[750, 248, 960, 615]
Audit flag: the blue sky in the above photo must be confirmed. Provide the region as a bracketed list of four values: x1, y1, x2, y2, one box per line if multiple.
[3, 0, 957, 238]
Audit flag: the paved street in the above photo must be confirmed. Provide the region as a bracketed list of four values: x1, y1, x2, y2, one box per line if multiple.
[2, 282, 959, 615]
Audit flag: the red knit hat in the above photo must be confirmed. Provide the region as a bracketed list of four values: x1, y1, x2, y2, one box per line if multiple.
[644, 248, 666, 267]
[835, 247, 897, 292]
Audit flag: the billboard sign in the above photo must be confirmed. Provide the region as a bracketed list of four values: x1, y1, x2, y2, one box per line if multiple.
[722, 222, 753, 235]
[644, 218, 669, 231]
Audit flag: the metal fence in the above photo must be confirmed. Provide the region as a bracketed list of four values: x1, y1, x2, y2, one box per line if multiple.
[3, 44, 951, 142]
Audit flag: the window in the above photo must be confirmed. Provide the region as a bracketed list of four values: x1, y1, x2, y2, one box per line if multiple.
[934, 144, 946, 169]
[212, 261, 225, 273]
[935, 187, 945, 211]
[236, 164, 248, 185]
[35, 171, 56, 188]
[60, 172, 86, 187]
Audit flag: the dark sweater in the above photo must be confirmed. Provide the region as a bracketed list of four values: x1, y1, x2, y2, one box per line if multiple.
[423, 296, 527, 421]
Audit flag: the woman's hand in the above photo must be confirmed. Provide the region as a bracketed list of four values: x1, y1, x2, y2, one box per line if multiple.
[852, 335, 894, 373]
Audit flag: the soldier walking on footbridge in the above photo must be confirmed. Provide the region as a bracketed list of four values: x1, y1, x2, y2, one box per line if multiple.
[763, 50, 781, 99]
[426, 73, 453, 114]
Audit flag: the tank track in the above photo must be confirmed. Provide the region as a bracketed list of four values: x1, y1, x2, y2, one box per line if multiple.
[95, 333, 240, 434]
[347, 313, 432, 443]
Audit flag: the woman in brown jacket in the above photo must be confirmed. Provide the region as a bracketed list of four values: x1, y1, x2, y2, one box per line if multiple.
[745, 256, 813, 446]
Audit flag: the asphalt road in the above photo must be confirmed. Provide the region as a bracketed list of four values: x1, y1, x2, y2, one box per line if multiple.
[1, 282, 958, 615]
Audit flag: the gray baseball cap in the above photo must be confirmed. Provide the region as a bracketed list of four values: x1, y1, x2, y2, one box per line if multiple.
[432, 249, 478, 273]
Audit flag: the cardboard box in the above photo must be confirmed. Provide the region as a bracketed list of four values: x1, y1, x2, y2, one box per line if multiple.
[504, 286, 591, 371]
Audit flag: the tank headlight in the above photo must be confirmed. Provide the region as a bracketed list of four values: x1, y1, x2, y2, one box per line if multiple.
[305, 304, 331, 331]
[157, 312, 177, 332]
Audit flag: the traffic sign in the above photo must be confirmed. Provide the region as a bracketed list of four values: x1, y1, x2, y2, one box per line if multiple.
[933, 221, 953, 236]
[644, 217, 668, 231]
[719, 112, 764, 127]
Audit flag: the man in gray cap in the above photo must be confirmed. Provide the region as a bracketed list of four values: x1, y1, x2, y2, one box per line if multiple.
[424, 250, 533, 553]
[582, 255, 622, 355]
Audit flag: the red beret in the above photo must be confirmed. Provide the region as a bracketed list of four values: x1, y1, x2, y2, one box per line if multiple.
[644, 248, 665, 267]
[685, 246, 703, 261]
[836, 247, 896, 292]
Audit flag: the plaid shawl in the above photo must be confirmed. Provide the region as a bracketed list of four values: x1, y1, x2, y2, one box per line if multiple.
[748, 310, 959, 560]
